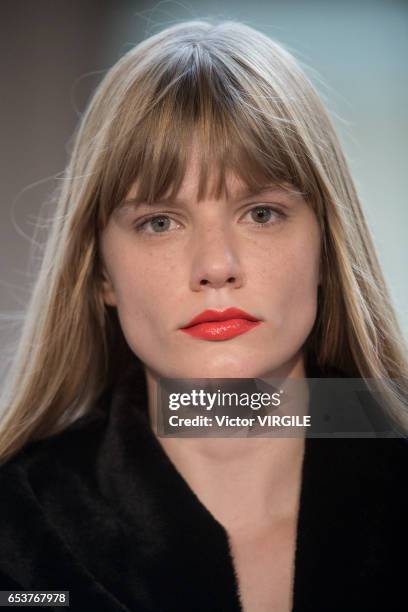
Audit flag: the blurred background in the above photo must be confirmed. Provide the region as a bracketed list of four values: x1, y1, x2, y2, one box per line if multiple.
[0, 0, 407, 381]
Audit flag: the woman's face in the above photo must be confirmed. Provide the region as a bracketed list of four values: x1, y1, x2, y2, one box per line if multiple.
[100, 152, 321, 380]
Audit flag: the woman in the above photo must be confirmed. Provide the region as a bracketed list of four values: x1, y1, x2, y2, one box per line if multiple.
[0, 19, 407, 612]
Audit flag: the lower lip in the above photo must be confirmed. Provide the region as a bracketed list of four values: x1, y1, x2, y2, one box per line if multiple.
[180, 318, 261, 341]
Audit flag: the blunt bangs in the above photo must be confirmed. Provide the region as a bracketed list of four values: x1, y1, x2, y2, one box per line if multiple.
[96, 36, 326, 229]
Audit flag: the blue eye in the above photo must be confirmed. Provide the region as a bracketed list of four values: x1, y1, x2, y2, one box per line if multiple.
[249, 206, 273, 223]
[245, 206, 284, 225]
[135, 215, 175, 234]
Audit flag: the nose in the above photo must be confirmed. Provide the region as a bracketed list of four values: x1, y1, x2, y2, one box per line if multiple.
[189, 222, 244, 291]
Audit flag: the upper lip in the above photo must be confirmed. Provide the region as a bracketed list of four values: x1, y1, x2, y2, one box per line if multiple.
[181, 307, 260, 328]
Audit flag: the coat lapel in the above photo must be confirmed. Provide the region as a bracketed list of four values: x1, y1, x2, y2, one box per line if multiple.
[97, 366, 243, 611]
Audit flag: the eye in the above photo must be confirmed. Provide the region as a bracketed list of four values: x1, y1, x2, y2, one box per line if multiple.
[133, 214, 180, 234]
[242, 205, 285, 226]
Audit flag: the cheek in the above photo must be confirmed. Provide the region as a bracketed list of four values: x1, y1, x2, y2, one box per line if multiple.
[106, 242, 182, 329]
[260, 226, 320, 324]
[108, 260, 166, 362]
[113, 265, 162, 323]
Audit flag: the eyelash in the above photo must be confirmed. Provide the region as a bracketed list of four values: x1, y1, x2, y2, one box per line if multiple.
[132, 205, 287, 235]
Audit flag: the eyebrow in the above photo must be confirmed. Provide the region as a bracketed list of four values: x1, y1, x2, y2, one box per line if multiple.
[119, 184, 297, 213]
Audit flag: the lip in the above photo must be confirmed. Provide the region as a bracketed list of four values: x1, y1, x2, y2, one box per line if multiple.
[180, 308, 262, 341]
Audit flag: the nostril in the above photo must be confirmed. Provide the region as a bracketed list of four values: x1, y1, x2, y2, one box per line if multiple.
[198, 276, 239, 287]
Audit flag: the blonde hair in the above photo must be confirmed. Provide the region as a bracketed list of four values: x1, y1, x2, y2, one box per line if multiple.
[1, 20, 407, 463]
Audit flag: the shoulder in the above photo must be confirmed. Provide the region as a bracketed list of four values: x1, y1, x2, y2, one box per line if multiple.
[306, 434, 408, 513]
[312, 434, 408, 475]
[0, 404, 109, 522]
[358, 436, 408, 487]
[0, 406, 107, 491]
[0, 408, 108, 588]
[366, 436, 408, 489]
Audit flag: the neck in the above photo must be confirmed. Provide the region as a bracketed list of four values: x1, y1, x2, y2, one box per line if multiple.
[145, 356, 308, 532]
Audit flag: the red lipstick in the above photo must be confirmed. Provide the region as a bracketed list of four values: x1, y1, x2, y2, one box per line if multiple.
[180, 307, 261, 341]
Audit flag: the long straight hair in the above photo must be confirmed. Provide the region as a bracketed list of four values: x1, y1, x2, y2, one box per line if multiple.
[1, 20, 407, 463]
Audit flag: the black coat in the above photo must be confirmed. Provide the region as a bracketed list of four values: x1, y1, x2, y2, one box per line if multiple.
[0, 363, 407, 611]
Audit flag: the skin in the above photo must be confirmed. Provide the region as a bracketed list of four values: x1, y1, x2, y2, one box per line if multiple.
[100, 149, 322, 610]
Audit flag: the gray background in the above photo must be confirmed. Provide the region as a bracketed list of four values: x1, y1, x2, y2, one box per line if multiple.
[1, 0, 407, 381]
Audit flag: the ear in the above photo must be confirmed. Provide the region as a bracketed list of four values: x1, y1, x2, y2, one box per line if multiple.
[101, 267, 117, 307]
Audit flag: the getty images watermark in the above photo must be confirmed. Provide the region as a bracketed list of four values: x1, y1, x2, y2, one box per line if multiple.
[154, 378, 406, 438]
[165, 385, 310, 429]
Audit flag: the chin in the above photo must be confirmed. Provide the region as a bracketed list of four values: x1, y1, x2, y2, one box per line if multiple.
[169, 356, 273, 380]
[186, 354, 302, 380]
